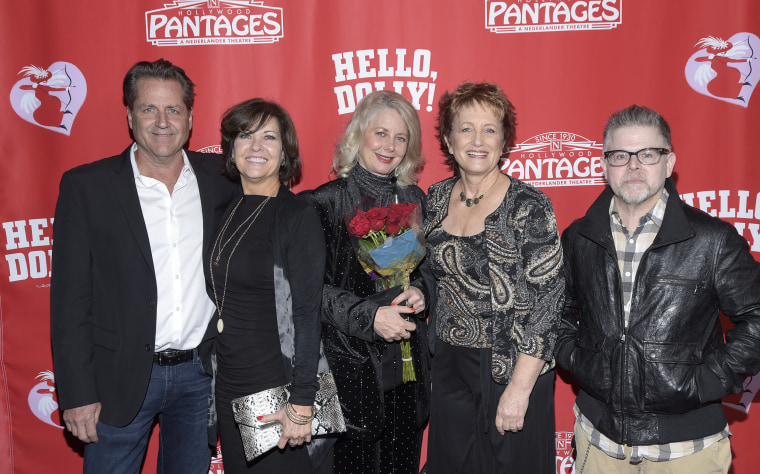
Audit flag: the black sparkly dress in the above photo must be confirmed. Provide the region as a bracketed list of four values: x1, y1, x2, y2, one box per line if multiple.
[301, 165, 431, 474]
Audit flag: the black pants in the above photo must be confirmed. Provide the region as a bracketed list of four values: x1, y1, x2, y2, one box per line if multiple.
[334, 382, 424, 474]
[427, 339, 555, 473]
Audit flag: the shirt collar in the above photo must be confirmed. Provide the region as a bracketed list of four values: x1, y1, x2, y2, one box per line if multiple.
[129, 143, 194, 185]
[609, 188, 669, 230]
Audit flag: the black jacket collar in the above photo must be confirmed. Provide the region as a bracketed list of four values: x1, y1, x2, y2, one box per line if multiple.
[577, 178, 695, 248]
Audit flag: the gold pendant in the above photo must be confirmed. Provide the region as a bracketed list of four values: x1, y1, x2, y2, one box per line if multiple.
[217, 318, 224, 333]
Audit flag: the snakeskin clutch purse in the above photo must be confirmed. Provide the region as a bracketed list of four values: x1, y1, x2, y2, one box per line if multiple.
[231, 370, 346, 461]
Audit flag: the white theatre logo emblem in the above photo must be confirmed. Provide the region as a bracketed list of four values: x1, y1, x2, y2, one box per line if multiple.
[485, 0, 622, 34]
[503, 131, 605, 188]
[145, 0, 283, 46]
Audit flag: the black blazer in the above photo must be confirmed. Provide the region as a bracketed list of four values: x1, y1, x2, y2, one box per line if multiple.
[50, 146, 238, 427]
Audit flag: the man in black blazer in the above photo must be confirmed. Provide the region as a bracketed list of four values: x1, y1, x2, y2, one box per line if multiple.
[50, 59, 237, 473]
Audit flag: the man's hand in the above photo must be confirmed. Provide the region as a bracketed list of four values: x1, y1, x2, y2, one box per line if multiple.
[63, 402, 101, 443]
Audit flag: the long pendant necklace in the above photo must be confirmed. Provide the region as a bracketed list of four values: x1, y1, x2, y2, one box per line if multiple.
[213, 196, 265, 267]
[459, 175, 500, 207]
[210, 195, 271, 333]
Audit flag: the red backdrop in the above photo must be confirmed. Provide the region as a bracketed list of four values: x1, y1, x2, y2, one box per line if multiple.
[1, 1, 759, 472]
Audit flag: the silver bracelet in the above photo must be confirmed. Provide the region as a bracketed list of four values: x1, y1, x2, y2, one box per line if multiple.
[286, 403, 313, 425]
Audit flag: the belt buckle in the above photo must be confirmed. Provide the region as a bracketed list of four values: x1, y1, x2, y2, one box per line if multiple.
[162, 351, 176, 365]
[155, 349, 192, 366]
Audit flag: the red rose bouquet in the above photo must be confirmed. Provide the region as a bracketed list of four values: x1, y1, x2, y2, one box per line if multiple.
[345, 202, 425, 382]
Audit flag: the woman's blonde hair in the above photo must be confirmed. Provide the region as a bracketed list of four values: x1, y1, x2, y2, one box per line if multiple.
[333, 90, 423, 187]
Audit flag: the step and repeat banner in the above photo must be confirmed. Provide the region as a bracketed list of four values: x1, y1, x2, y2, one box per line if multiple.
[1, 1, 759, 472]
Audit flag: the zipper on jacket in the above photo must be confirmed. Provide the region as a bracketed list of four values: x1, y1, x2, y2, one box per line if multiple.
[619, 323, 629, 445]
[618, 242, 655, 445]
[618, 247, 636, 446]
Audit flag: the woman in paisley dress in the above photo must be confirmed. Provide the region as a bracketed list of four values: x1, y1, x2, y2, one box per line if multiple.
[423, 82, 564, 473]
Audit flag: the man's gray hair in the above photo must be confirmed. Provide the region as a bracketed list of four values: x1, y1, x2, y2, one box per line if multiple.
[603, 104, 672, 151]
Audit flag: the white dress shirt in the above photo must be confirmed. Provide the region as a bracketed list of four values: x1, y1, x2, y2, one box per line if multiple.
[130, 144, 215, 351]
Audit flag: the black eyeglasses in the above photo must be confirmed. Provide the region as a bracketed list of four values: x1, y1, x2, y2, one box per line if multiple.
[603, 148, 671, 167]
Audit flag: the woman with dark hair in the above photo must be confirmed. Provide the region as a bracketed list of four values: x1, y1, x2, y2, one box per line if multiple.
[208, 98, 330, 472]
[423, 82, 563, 473]
[301, 90, 430, 473]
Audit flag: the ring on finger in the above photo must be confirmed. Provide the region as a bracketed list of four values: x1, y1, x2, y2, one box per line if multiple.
[288, 440, 297, 447]
[403, 330, 410, 339]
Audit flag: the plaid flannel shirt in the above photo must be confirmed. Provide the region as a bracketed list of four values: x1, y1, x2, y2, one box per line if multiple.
[576, 405, 730, 463]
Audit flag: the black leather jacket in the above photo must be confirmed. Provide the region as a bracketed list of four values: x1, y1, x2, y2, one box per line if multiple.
[556, 179, 760, 445]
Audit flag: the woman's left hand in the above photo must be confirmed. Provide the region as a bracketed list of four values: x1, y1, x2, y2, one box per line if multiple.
[494, 384, 530, 434]
[391, 286, 425, 314]
[494, 353, 546, 435]
[261, 404, 313, 449]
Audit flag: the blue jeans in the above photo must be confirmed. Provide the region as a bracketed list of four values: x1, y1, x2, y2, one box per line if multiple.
[83, 350, 212, 474]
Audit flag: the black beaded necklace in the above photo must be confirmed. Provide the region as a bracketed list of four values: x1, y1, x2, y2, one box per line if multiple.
[459, 190, 484, 207]
[459, 175, 499, 207]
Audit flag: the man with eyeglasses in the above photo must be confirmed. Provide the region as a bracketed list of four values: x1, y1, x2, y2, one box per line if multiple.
[556, 104, 760, 473]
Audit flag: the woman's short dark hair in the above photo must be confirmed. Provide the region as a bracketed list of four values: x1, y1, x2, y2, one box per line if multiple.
[122, 58, 195, 110]
[219, 98, 302, 185]
[436, 81, 517, 174]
